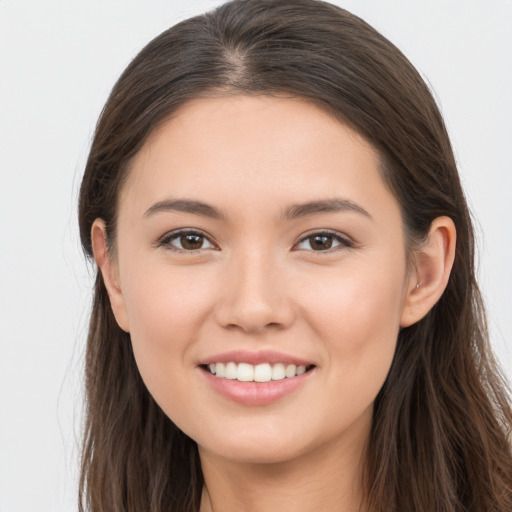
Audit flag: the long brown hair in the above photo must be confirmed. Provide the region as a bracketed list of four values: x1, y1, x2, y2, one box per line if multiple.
[78, 1, 512, 510]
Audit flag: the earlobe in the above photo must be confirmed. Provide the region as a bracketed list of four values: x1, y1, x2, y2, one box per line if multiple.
[91, 219, 130, 332]
[400, 216, 456, 328]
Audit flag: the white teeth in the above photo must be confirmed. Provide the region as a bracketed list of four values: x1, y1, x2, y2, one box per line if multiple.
[271, 363, 286, 381]
[254, 363, 272, 382]
[206, 361, 311, 382]
[285, 364, 297, 378]
[237, 363, 254, 381]
[216, 362, 226, 378]
[225, 362, 237, 379]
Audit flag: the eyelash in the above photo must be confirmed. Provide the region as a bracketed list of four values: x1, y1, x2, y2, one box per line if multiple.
[294, 230, 354, 253]
[157, 229, 354, 254]
[158, 229, 218, 253]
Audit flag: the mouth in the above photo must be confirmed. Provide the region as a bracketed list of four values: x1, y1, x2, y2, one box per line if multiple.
[201, 362, 316, 383]
[199, 352, 316, 405]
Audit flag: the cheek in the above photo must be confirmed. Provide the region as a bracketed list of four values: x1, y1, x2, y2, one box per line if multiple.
[299, 258, 405, 381]
[124, 262, 215, 340]
[302, 255, 405, 328]
[120, 264, 216, 399]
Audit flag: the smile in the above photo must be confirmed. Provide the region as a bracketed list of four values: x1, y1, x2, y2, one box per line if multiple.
[199, 351, 316, 405]
[205, 362, 314, 382]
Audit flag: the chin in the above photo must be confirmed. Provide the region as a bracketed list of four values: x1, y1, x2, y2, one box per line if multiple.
[201, 439, 307, 465]
[193, 419, 338, 467]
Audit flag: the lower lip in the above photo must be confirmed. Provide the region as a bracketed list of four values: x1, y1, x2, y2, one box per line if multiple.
[200, 367, 314, 406]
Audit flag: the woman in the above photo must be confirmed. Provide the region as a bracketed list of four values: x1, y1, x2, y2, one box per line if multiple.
[78, 0, 512, 510]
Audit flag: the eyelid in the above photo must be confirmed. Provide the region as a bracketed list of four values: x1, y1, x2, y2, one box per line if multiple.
[157, 228, 219, 252]
[156, 228, 354, 254]
[293, 229, 355, 253]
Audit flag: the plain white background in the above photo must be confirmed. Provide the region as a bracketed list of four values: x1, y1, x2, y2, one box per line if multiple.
[0, 1, 511, 510]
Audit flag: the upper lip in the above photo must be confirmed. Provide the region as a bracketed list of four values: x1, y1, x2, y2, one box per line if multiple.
[198, 350, 315, 367]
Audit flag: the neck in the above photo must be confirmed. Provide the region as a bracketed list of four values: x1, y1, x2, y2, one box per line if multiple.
[199, 426, 368, 512]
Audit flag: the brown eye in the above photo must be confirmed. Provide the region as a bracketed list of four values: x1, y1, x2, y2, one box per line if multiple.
[296, 231, 352, 252]
[161, 230, 216, 252]
[309, 235, 334, 250]
[180, 233, 205, 250]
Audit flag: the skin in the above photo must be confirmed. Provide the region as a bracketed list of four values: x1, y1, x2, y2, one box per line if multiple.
[92, 96, 456, 512]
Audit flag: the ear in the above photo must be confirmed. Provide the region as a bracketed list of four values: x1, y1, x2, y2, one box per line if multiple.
[401, 216, 456, 328]
[91, 219, 130, 332]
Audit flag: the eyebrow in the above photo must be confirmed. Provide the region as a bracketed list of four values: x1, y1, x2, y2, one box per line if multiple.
[144, 199, 227, 220]
[282, 198, 371, 220]
[143, 197, 371, 221]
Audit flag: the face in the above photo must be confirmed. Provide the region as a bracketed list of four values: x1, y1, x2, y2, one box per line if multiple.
[104, 96, 414, 465]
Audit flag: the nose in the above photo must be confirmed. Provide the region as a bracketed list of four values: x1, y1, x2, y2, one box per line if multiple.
[214, 251, 295, 334]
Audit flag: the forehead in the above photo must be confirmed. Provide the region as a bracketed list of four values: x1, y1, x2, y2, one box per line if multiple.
[119, 95, 398, 223]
